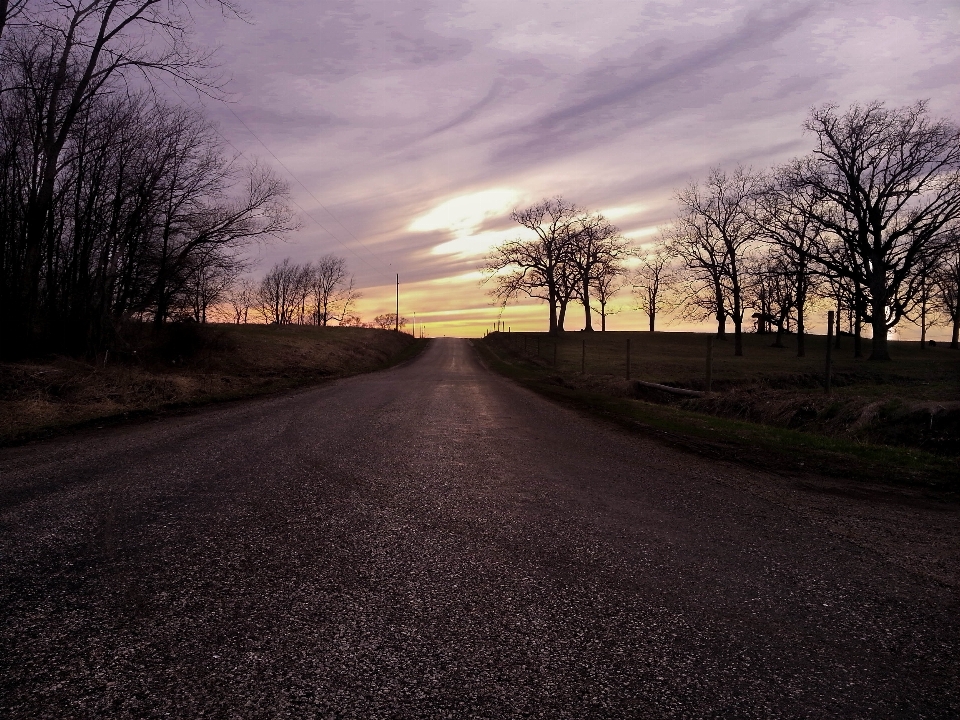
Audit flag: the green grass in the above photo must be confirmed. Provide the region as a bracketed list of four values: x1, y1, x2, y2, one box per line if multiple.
[477, 333, 960, 488]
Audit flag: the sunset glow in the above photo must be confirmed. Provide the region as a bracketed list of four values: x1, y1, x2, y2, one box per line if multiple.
[184, 0, 959, 338]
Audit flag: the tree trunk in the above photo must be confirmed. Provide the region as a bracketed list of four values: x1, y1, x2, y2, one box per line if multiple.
[732, 292, 743, 356]
[869, 280, 891, 361]
[649, 312, 655, 333]
[952, 315, 959, 349]
[714, 279, 726, 339]
[920, 295, 927, 349]
[854, 285, 863, 358]
[154, 287, 168, 328]
[582, 276, 593, 331]
[548, 286, 558, 334]
[557, 299, 567, 332]
[796, 303, 805, 358]
[834, 297, 841, 349]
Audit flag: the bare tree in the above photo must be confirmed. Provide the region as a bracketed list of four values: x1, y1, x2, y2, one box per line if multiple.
[676, 167, 759, 356]
[225, 277, 255, 324]
[933, 231, 960, 348]
[339, 314, 367, 328]
[907, 260, 940, 349]
[309, 254, 360, 326]
[754, 169, 824, 356]
[792, 101, 960, 361]
[668, 216, 729, 339]
[567, 211, 629, 331]
[483, 197, 581, 333]
[591, 256, 628, 332]
[746, 251, 795, 348]
[0, 0, 27, 40]
[6, 0, 242, 348]
[822, 268, 867, 356]
[149, 151, 298, 326]
[256, 258, 311, 325]
[373, 313, 407, 331]
[632, 239, 674, 332]
[183, 247, 242, 323]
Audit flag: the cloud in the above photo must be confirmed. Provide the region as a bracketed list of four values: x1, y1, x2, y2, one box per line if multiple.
[490, 2, 822, 163]
[186, 0, 960, 335]
[409, 188, 520, 235]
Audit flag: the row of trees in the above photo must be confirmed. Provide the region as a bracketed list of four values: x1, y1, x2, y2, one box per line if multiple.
[0, 0, 302, 357]
[485, 101, 960, 360]
[483, 198, 630, 334]
[221, 255, 360, 326]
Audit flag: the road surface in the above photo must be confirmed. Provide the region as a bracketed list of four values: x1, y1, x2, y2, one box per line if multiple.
[1, 338, 958, 718]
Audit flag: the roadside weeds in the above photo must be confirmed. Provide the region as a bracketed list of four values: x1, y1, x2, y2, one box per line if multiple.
[1, 327, 428, 447]
[473, 338, 960, 491]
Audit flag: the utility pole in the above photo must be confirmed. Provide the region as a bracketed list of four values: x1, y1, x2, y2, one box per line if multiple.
[395, 274, 399, 332]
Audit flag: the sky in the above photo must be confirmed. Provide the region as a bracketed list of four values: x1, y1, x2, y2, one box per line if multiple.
[183, 0, 960, 337]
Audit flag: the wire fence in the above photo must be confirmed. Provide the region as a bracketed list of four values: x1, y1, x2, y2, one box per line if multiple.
[485, 328, 960, 400]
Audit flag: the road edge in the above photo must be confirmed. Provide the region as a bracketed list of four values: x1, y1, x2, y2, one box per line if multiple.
[1, 338, 431, 449]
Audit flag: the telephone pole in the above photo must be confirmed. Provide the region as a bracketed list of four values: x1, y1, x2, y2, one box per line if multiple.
[395, 274, 399, 332]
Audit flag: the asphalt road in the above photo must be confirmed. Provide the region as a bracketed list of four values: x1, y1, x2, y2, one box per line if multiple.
[1, 338, 958, 719]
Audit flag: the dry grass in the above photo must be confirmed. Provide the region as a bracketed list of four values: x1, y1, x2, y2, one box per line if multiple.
[504, 330, 960, 400]
[0, 324, 420, 444]
[487, 330, 960, 458]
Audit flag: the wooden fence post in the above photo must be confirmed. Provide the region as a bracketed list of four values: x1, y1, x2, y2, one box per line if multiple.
[826, 310, 834, 394]
[626, 338, 631, 380]
[705, 335, 713, 393]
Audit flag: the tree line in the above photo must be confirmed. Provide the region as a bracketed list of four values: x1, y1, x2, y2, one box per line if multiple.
[484, 101, 960, 360]
[483, 198, 629, 334]
[219, 255, 360, 327]
[0, 0, 300, 358]
[216, 255, 413, 331]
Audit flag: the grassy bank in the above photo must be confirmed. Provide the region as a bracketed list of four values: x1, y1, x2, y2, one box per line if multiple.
[494, 330, 960, 399]
[478, 332, 960, 488]
[0, 324, 424, 446]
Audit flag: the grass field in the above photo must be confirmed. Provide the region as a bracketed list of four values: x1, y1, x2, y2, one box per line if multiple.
[0, 324, 422, 445]
[498, 330, 960, 401]
[481, 330, 960, 484]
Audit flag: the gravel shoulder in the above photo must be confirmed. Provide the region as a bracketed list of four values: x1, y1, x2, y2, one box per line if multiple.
[1, 338, 957, 718]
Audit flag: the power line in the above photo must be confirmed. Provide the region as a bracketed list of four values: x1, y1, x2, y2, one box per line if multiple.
[159, 77, 393, 279]
[224, 106, 392, 274]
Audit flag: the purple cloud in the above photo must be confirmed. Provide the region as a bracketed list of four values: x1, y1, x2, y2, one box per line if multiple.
[182, 0, 960, 334]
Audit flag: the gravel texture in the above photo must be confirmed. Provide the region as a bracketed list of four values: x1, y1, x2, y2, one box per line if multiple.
[1, 338, 957, 718]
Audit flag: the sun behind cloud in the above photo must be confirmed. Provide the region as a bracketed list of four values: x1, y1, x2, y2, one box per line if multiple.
[410, 188, 521, 258]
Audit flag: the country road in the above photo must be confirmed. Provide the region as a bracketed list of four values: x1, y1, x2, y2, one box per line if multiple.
[1, 337, 958, 718]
